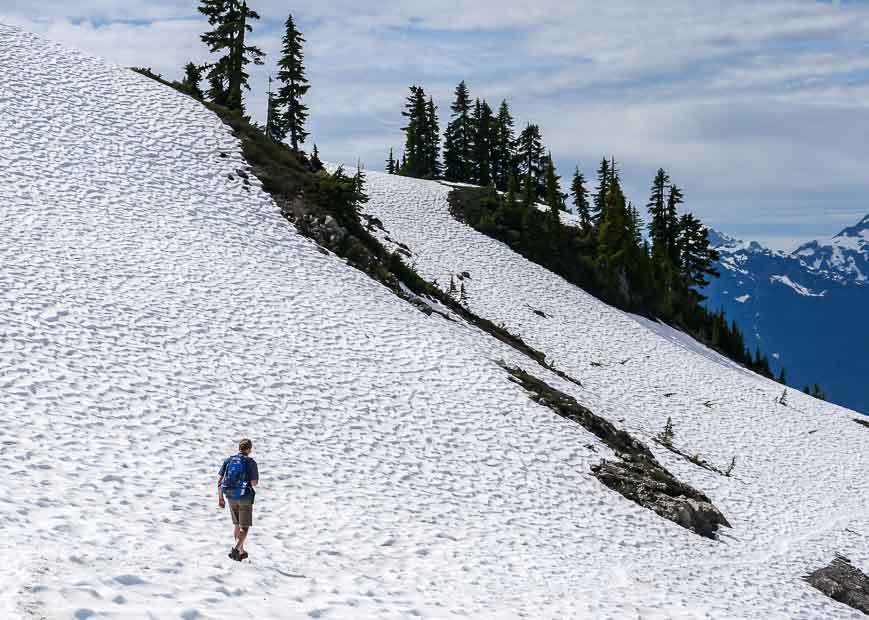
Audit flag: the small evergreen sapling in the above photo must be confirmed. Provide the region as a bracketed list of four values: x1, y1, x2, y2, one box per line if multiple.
[459, 280, 469, 305]
[448, 274, 458, 298]
[310, 144, 323, 172]
[660, 416, 675, 448]
[182, 62, 204, 99]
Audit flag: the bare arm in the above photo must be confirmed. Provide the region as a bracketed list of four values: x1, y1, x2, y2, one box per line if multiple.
[217, 475, 225, 507]
[249, 479, 258, 488]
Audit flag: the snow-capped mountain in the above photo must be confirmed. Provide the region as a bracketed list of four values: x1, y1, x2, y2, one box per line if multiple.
[3, 24, 869, 620]
[705, 221, 869, 414]
[793, 215, 869, 283]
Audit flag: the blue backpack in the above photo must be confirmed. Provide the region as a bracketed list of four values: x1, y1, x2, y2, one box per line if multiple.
[222, 454, 249, 500]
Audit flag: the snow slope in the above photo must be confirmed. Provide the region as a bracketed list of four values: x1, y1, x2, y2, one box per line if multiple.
[1, 24, 868, 620]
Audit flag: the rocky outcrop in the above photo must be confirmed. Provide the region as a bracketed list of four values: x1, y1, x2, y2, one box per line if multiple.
[591, 456, 730, 539]
[805, 555, 869, 615]
[504, 365, 731, 539]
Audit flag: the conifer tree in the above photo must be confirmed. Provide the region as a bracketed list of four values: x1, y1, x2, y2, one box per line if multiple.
[491, 100, 516, 190]
[516, 123, 545, 201]
[676, 212, 720, 299]
[424, 97, 441, 178]
[570, 167, 591, 231]
[266, 90, 286, 141]
[459, 280, 469, 305]
[470, 99, 494, 186]
[275, 13, 310, 152]
[386, 148, 396, 174]
[592, 157, 611, 225]
[544, 156, 562, 219]
[443, 81, 473, 182]
[597, 174, 633, 296]
[182, 62, 204, 99]
[199, 0, 265, 112]
[628, 203, 644, 246]
[400, 85, 430, 178]
[310, 144, 323, 172]
[647, 168, 671, 256]
[665, 183, 684, 264]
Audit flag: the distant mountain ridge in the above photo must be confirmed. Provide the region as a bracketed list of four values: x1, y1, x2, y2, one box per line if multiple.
[705, 214, 869, 414]
[792, 214, 869, 283]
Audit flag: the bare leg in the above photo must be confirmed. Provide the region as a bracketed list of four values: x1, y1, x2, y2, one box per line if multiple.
[234, 525, 240, 542]
[235, 527, 249, 554]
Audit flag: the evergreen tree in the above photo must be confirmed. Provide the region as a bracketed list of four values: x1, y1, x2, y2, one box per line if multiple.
[676, 212, 720, 299]
[386, 148, 396, 174]
[182, 62, 204, 99]
[266, 89, 286, 141]
[274, 13, 310, 152]
[544, 156, 562, 219]
[665, 183, 684, 264]
[353, 160, 368, 204]
[628, 203, 644, 246]
[597, 175, 633, 295]
[570, 167, 591, 231]
[647, 168, 671, 257]
[777, 367, 787, 385]
[199, 0, 265, 112]
[491, 100, 516, 190]
[516, 123, 545, 201]
[424, 97, 441, 178]
[310, 144, 323, 172]
[443, 81, 473, 182]
[470, 99, 494, 186]
[592, 157, 611, 225]
[400, 85, 430, 178]
[199, 0, 231, 105]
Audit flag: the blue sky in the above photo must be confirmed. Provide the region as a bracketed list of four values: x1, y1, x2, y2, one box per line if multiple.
[4, 0, 869, 249]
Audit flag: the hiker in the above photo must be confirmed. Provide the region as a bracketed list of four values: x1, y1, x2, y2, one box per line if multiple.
[218, 438, 259, 561]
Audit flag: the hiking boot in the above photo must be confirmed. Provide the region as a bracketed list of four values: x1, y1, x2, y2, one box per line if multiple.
[239, 551, 249, 560]
[229, 547, 241, 561]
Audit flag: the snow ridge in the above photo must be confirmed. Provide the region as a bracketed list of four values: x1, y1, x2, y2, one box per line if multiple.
[2, 24, 869, 620]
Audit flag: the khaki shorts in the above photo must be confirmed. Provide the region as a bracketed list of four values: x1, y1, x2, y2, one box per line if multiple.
[227, 499, 253, 528]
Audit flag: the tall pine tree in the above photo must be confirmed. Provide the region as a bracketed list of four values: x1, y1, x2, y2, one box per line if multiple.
[274, 13, 310, 152]
[544, 156, 563, 219]
[516, 123, 545, 201]
[592, 157, 611, 226]
[570, 167, 591, 231]
[400, 85, 429, 178]
[647, 168, 671, 258]
[470, 99, 494, 186]
[199, 0, 265, 112]
[491, 100, 516, 190]
[424, 97, 441, 178]
[443, 81, 473, 182]
[676, 212, 720, 299]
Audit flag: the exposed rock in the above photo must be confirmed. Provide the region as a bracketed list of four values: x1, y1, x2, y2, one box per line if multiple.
[805, 555, 869, 615]
[504, 365, 730, 539]
[855, 418, 869, 430]
[591, 457, 731, 538]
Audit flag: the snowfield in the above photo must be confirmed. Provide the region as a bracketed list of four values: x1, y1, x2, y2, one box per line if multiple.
[2, 24, 868, 620]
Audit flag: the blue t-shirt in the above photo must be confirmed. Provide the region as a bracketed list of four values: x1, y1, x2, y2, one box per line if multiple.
[219, 454, 259, 501]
